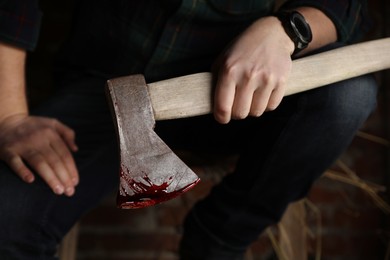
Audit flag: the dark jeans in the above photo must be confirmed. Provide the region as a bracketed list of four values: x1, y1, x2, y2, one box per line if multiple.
[0, 61, 378, 259]
[161, 74, 379, 259]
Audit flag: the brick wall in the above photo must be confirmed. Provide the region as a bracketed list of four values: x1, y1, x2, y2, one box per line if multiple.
[27, 1, 389, 259]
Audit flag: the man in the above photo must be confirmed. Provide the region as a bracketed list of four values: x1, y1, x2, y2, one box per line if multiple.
[0, 0, 377, 259]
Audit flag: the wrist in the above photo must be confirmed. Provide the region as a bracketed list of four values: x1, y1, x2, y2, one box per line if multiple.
[269, 16, 295, 55]
[274, 11, 313, 55]
[0, 112, 29, 125]
[0, 86, 29, 124]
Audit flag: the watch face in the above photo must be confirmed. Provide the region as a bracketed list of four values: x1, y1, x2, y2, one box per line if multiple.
[291, 12, 312, 45]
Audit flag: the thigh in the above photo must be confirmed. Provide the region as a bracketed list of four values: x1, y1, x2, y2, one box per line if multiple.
[0, 76, 119, 258]
[178, 72, 379, 251]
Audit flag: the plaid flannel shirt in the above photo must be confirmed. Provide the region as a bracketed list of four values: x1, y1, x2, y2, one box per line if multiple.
[0, 0, 371, 80]
[0, 0, 41, 50]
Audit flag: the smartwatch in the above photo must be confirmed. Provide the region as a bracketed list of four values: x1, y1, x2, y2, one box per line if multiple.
[275, 11, 312, 55]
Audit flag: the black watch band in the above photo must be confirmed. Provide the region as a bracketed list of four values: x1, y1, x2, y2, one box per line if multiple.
[275, 11, 313, 55]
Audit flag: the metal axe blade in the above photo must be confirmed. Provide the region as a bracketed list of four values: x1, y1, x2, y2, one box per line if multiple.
[106, 75, 200, 209]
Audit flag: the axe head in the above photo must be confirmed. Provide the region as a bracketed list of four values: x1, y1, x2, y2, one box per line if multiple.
[106, 75, 200, 209]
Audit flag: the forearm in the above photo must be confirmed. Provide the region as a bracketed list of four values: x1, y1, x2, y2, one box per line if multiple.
[0, 42, 79, 196]
[0, 42, 29, 123]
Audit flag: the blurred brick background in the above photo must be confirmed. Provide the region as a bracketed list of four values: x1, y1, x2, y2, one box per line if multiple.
[26, 1, 389, 259]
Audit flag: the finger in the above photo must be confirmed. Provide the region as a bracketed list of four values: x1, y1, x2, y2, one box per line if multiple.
[53, 120, 78, 152]
[214, 75, 236, 124]
[250, 78, 275, 117]
[7, 155, 35, 183]
[50, 139, 79, 186]
[231, 78, 256, 120]
[40, 145, 76, 196]
[23, 150, 65, 195]
[266, 83, 285, 111]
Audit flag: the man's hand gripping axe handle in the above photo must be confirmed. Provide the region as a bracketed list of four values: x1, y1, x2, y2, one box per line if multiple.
[106, 38, 390, 209]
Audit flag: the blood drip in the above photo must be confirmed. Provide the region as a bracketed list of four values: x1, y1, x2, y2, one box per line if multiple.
[117, 167, 200, 209]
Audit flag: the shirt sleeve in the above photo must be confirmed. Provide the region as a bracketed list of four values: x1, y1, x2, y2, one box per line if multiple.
[278, 0, 371, 43]
[0, 0, 42, 51]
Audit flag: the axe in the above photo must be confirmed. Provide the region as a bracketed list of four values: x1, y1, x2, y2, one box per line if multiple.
[106, 38, 390, 209]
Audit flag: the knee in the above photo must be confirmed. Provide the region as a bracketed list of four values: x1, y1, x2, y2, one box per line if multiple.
[0, 166, 39, 231]
[311, 74, 378, 130]
[0, 164, 58, 251]
[0, 190, 61, 257]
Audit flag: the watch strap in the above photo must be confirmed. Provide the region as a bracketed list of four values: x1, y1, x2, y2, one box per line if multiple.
[275, 11, 312, 55]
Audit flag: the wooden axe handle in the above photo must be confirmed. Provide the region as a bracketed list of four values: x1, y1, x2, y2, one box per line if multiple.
[148, 38, 390, 121]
